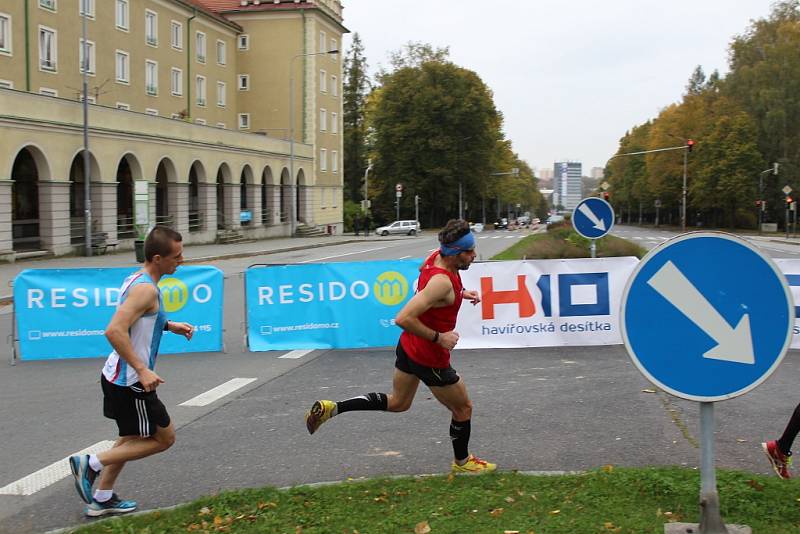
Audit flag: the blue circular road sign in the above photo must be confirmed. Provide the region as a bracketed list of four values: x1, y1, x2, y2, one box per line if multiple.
[572, 197, 614, 239]
[621, 232, 793, 402]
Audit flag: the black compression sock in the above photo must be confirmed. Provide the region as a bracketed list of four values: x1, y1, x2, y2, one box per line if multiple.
[450, 418, 471, 462]
[336, 392, 388, 414]
[777, 402, 800, 455]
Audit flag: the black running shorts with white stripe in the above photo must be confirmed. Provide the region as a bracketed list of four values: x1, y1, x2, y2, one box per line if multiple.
[101, 374, 171, 437]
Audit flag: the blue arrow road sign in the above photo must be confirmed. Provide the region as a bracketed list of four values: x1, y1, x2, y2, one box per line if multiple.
[621, 232, 793, 402]
[572, 197, 614, 239]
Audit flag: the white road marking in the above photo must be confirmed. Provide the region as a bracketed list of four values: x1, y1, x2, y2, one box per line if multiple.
[0, 440, 115, 496]
[298, 247, 390, 263]
[398, 255, 412, 259]
[279, 349, 314, 359]
[179, 378, 258, 407]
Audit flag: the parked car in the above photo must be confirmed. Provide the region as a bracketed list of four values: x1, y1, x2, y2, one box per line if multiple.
[469, 222, 484, 233]
[375, 220, 421, 236]
[546, 215, 565, 225]
[494, 218, 508, 230]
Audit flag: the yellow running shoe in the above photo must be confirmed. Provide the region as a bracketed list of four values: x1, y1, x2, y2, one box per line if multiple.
[305, 400, 336, 435]
[451, 454, 497, 474]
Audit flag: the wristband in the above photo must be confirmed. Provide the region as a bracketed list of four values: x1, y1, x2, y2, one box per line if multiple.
[163, 320, 170, 331]
[432, 331, 439, 343]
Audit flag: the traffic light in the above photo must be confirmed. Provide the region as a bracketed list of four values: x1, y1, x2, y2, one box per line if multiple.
[787, 196, 793, 206]
[686, 139, 695, 152]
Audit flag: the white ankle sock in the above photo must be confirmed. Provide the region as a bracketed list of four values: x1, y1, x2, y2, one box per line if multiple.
[94, 489, 113, 502]
[88, 454, 103, 472]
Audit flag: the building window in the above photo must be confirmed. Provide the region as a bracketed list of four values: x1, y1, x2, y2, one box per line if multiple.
[319, 109, 327, 131]
[320, 148, 327, 171]
[216, 81, 226, 107]
[0, 79, 13, 89]
[115, 0, 129, 31]
[38, 26, 57, 72]
[170, 113, 181, 119]
[39, 87, 58, 97]
[331, 75, 337, 97]
[195, 75, 206, 106]
[195, 118, 206, 125]
[171, 67, 182, 96]
[0, 13, 11, 56]
[145, 60, 158, 95]
[237, 34, 249, 50]
[320, 187, 326, 209]
[79, 39, 95, 75]
[332, 187, 337, 207]
[237, 74, 249, 91]
[145, 108, 158, 116]
[78, 94, 96, 104]
[330, 38, 338, 58]
[195, 32, 206, 63]
[238, 113, 250, 129]
[116, 102, 130, 110]
[319, 31, 325, 53]
[320, 70, 327, 93]
[216, 122, 226, 129]
[39, 0, 56, 12]
[331, 112, 338, 134]
[332, 151, 338, 173]
[170, 21, 183, 50]
[79, 0, 94, 19]
[145, 10, 158, 46]
[115, 50, 129, 83]
[216, 40, 226, 65]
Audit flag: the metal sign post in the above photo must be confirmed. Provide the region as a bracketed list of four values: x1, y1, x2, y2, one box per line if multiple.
[572, 197, 614, 258]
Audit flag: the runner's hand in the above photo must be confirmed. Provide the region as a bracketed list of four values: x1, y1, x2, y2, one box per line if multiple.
[167, 321, 195, 340]
[138, 368, 165, 392]
[438, 330, 459, 350]
[462, 289, 480, 305]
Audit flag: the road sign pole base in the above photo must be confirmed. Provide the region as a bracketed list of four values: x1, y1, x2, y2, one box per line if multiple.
[665, 522, 750, 534]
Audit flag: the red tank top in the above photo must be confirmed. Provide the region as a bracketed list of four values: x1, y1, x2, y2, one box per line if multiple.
[399, 252, 463, 368]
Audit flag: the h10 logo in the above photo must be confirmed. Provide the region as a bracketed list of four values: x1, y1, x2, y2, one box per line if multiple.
[479, 272, 609, 319]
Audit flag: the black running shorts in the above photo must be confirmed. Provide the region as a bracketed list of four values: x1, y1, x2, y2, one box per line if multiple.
[395, 341, 460, 387]
[101, 374, 171, 437]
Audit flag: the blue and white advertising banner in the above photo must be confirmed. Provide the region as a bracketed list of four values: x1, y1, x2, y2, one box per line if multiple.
[774, 259, 800, 349]
[245, 260, 422, 350]
[14, 266, 224, 360]
[456, 257, 639, 349]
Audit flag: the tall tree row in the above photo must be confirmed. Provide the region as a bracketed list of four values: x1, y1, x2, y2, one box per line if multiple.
[342, 41, 545, 227]
[606, 1, 799, 229]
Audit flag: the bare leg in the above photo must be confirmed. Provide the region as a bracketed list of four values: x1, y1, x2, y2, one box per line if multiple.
[429, 378, 472, 421]
[96, 423, 176, 490]
[387, 368, 421, 412]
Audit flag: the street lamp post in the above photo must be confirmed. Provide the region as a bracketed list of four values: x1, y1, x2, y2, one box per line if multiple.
[489, 167, 520, 224]
[758, 163, 780, 235]
[288, 49, 338, 236]
[81, 4, 92, 256]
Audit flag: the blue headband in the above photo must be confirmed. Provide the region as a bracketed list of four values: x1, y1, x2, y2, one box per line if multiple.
[440, 231, 476, 256]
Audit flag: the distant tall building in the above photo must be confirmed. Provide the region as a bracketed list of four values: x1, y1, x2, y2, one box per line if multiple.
[590, 167, 605, 180]
[554, 161, 582, 212]
[538, 168, 554, 181]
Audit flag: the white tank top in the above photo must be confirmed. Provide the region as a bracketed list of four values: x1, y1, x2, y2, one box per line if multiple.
[102, 272, 167, 386]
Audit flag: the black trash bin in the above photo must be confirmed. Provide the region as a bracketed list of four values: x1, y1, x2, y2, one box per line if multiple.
[134, 240, 145, 263]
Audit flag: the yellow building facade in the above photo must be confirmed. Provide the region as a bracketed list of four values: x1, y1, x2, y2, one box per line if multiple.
[0, 0, 345, 260]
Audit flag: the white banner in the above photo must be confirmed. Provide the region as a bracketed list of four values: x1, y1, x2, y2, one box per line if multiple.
[772, 259, 800, 349]
[456, 257, 639, 349]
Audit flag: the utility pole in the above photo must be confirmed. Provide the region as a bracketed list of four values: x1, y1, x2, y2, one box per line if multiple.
[81, 3, 92, 257]
[758, 163, 779, 235]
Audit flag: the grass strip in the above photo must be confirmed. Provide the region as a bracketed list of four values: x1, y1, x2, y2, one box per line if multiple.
[72, 467, 800, 533]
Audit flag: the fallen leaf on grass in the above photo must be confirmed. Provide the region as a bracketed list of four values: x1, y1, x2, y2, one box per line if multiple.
[198, 507, 212, 516]
[414, 520, 431, 534]
[257, 501, 278, 510]
[549, 510, 560, 515]
[504, 496, 516, 503]
[504, 531, 520, 534]
[747, 479, 765, 491]
[601, 464, 614, 473]
[489, 508, 505, 517]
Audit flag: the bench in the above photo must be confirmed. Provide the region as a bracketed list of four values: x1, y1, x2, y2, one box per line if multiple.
[90, 232, 118, 255]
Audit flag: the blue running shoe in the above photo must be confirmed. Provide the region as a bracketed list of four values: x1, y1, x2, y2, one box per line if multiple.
[86, 494, 137, 517]
[68, 455, 97, 504]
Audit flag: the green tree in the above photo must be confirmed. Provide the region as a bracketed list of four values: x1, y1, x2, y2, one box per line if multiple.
[368, 57, 502, 227]
[342, 33, 371, 203]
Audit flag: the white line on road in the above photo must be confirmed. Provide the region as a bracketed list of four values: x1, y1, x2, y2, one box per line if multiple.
[0, 440, 115, 496]
[398, 255, 412, 259]
[298, 247, 390, 263]
[179, 378, 257, 407]
[279, 349, 314, 359]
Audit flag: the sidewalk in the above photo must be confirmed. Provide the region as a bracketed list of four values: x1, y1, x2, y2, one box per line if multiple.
[0, 233, 387, 304]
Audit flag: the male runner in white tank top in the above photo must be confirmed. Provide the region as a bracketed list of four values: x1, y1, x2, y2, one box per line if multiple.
[68, 226, 195, 517]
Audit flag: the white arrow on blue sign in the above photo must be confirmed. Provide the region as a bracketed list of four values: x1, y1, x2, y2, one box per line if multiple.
[621, 232, 794, 402]
[572, 197, 614, 239]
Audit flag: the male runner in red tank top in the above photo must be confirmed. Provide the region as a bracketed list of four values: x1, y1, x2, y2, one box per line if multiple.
[305, 219, 495, 474]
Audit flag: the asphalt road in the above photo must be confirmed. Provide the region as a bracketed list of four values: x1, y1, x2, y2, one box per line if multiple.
[0, 227, 797, 533]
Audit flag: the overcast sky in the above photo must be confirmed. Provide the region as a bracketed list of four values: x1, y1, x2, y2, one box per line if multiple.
[341, 0, 776, 175]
